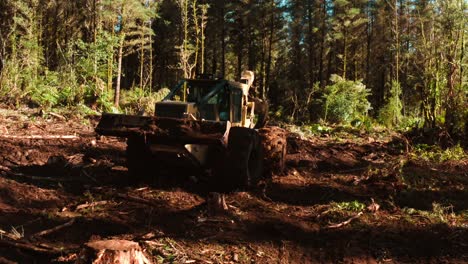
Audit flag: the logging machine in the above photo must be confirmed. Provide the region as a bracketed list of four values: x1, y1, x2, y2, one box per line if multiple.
[95, 71, 287, 189]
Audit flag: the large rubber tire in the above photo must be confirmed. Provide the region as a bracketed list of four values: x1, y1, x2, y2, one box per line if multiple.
[250, 97, 269, 129]
[126, 135, 151, 182]
[224, 127, 264, 190]
[258, 126, 287, 176]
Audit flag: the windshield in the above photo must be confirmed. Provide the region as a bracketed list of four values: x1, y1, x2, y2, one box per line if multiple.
[167, 80, 223, 104]
[187, 83, 213, 103]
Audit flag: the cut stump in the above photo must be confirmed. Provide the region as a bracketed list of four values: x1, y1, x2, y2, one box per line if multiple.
[76, 239, 152, 264]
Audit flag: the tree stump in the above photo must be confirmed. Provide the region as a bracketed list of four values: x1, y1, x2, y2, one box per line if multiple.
[207, 192, 229, 215]
[76, 239, 152, 264]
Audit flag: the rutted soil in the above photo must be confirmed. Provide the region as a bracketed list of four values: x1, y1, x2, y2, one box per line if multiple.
[0, 108, 467, 263]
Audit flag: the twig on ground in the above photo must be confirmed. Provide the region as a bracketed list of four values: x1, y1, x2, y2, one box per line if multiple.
[5, 171, 74, 182]
[0, 135, 78, 140]
[166, 239, 187, 260]
[47, 112, 66, 120]
[30, 218, 76, 238]
[0, 229, 19, 240]
[316, 209, 332, 220]
[116, 194, 158, 207]
[325, 212, 364, 229]
[75, 201, 108, 210]
[81, 170, 98, 183]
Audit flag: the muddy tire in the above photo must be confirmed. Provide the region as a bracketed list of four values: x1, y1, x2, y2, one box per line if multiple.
[126, 135, 150, 181]
[251, 98, 269, 129]
[225, 127, 263, 190]
[258, 126, 287, 176]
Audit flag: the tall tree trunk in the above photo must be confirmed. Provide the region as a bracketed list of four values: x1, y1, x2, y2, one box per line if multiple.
[107, 44, 113, 92]
[393, 0, 399, 83]
[149, 26, 153, 92]
[93, 0, 99, 93]
[114, 34, 124, 107]
[200, 5, 207, 74]
[366, 9, 372, 86]
[307, 0, 314, 88]
[265, 1, 275, 99]
[319, 0, 326, 86]
[343, 29, 347, 79]
[236, 20, 243, 79]
[221, 0, 226, 77]
[140, 31, 144, 89]
[192, 0, 199, 77]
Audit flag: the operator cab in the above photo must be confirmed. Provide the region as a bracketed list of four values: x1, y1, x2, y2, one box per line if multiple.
[155, 71, 255, 127]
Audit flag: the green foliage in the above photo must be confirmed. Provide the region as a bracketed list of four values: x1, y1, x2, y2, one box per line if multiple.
[75, 31, 119, 83]
[379, 81, 403, 128]
[403, 203, 456, 224]
[29, 71, 60, 108]
[322, 75, 371, 124]
[285, 123, 332, 138]
[412, 144, 466, 163]
[121, 87, 170, 114]
[331, 201, 366, 212]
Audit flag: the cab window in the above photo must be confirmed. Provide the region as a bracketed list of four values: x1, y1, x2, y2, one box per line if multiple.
[231, 90, 242, 122]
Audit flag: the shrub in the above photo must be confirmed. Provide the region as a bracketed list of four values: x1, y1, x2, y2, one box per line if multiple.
[379, 81, 403, 128]
[121, 87, 170, 115]
[322, 74, 371, 124]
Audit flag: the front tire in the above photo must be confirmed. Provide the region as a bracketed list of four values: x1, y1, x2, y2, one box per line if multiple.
[126, 135, 150, 182]
[224, 127, 263, 190]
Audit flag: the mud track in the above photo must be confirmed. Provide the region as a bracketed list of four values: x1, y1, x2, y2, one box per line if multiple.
[0, 109, 467, 263]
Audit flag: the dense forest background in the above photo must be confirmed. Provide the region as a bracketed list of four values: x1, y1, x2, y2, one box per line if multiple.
[0, 0, 466, 143]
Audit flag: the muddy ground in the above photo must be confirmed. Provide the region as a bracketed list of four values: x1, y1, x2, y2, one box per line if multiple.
[0, 107, 467, 264]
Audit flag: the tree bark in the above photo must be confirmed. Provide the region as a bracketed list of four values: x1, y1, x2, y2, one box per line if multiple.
[221, 0, 226, 77]
[114, 34, 125, 107]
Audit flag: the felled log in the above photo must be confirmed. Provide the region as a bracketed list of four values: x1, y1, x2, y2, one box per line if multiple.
[76, 239, 152, 264]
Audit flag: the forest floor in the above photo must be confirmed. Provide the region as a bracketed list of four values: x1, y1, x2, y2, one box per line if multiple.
[0, 107, 467, 264]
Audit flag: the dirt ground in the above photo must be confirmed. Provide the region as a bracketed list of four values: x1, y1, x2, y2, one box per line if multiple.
[0, 107, 467, 264]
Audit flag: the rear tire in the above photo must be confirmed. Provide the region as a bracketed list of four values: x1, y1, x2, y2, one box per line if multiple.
[126, 135, 150, 182]
[224, 127, 263, 190]
[258, 126, 287, 176]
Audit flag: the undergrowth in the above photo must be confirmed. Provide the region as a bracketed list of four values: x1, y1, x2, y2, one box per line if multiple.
[411, 144, 467, 163]
[402, 203, 458, 225]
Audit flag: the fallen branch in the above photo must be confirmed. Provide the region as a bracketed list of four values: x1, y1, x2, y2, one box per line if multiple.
[116, 194, 158, 207]
[81, 170, 98, 183]
[326, 212, 363, 229]
[5, 171, 74, 182]
[31, 218, 76, 238]
[0, 239, 62, 255]
[47, 112, 66, 120]
[0, 135, 78, 140]
[0, 229, 19, 240]
[76, 201, 108, 210]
